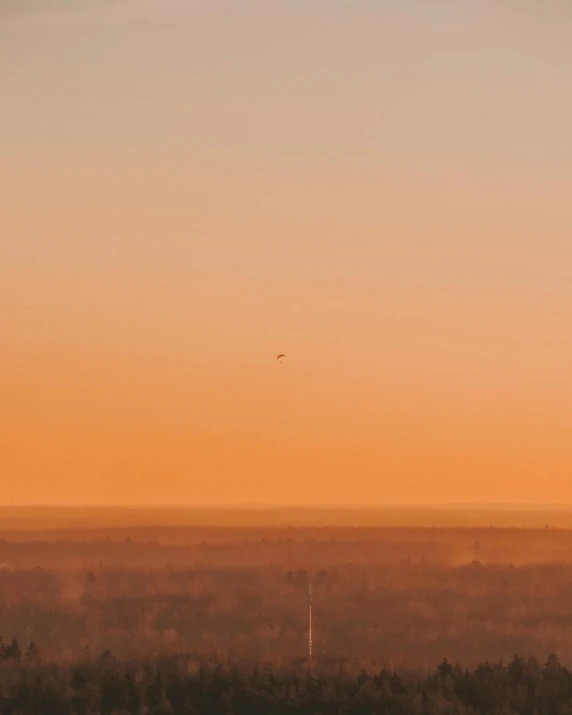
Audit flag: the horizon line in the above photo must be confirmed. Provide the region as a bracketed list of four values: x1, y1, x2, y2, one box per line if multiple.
[2, 503, 572, 511]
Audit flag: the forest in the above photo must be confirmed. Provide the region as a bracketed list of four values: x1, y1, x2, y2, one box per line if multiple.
[1, 652, 572, 714]
[2, 523, 572, 669]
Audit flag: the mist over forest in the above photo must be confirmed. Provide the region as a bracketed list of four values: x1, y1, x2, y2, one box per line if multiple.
[1, 508, 572, 714]
[2, 509, 572, 672]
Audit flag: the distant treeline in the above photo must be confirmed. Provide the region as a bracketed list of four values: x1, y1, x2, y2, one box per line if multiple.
[0, 653, 571, 714]
[3, 526, 572, 568]
[4, 562, 572, 667]
[0, 536, 454, 569]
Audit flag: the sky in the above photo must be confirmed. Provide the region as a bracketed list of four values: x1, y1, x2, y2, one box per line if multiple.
[1, 0, 572, 506]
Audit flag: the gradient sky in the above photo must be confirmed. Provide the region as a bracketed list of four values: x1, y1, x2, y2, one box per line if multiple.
[2, 0, 572, 505]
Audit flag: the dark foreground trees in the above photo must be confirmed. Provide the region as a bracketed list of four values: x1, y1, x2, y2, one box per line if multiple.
[0, 638, 37, 664]
[1, 654, 572, 714]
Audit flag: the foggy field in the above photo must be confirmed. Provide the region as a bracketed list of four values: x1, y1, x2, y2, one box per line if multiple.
[2, 512, 572, 669]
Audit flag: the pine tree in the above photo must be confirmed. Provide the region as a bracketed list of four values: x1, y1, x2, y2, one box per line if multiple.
[25, 640, 40, 663]
[5, 637, 22, 662]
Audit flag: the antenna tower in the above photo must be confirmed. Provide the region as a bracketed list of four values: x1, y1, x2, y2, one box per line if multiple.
[308, 583, 313, 666]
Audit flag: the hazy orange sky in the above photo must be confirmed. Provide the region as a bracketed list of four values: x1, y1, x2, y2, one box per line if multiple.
[2, 1, 572, 506]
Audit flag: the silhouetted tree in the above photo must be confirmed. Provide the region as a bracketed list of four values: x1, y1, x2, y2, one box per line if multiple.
[5, 637, 21, 662]
[25, 639, 40, 663]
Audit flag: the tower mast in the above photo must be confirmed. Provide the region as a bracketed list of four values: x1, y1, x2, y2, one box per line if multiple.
[308, 583, 313, 666]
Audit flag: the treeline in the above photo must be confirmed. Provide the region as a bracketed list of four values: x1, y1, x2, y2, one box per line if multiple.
[3, 526, 572, 568]
[0, 637, 40, 664]
[0, 537, 455, 569]
[5, 563, 572, 666]
[1, 653, 572, 714]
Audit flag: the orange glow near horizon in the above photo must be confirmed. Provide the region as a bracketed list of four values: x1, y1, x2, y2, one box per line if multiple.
[2, 1, 572, 506]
